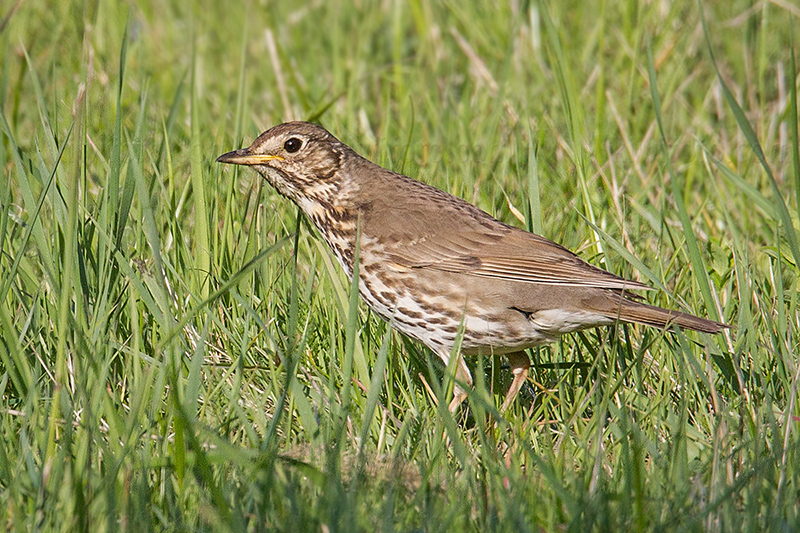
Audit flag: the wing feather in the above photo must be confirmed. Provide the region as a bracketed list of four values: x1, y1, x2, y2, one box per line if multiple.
[358, 169, 651, 292]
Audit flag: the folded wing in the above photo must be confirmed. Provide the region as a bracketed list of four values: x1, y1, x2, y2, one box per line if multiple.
[362, 175, 651, 291]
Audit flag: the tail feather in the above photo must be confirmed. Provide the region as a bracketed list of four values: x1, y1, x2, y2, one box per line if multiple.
[605, 298, 729, 334]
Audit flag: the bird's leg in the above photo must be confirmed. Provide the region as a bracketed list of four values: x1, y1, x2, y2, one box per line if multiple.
[446, 353, 473, 412]
[500, 351, 530, 411]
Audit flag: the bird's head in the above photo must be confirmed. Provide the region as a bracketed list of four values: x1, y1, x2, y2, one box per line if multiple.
[217, 121, 348, 206]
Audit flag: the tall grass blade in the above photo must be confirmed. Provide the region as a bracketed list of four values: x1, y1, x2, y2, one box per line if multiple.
[789, 25, 800, 225]
[646, 36, 720, 322]
[700, 5, 800, 268]
[190, 53, 211, 298]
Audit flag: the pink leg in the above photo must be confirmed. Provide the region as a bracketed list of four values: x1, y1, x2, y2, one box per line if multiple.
[500, 351, 530, 411]
[443, 352, 473, 412]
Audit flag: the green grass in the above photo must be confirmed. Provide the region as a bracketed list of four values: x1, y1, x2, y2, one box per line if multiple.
[1, 0, 798, 530]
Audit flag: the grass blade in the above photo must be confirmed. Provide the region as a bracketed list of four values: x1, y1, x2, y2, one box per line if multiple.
[699, 4, 800, 268]
[646, 36, 720, 322]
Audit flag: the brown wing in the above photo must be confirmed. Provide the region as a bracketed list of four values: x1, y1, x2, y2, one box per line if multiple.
[358, 170, 651, 292]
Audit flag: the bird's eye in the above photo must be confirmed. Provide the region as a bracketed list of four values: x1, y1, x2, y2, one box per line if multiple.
[283, 138, 302, 153]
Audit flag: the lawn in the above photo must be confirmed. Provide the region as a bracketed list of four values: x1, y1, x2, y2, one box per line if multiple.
[1, 0, 798, 530]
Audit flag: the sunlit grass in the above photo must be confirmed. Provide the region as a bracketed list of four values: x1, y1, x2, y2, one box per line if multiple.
[1, 1, 798, 530]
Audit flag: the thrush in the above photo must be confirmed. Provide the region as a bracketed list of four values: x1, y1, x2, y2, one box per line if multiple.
[217, 121, 729, 411]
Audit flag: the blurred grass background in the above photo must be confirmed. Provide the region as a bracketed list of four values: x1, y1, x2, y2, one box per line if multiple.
[1, 0, 798, 530]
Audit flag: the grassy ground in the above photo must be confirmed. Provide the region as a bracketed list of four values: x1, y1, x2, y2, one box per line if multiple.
[1, 0, 798, 530]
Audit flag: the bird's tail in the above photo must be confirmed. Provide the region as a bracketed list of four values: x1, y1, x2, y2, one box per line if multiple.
[604, 298, 729, 334]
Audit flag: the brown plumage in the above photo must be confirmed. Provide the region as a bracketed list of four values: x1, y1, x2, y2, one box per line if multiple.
[218, 121, 730, 410]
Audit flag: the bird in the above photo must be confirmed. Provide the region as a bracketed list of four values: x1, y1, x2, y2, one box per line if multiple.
[217, 121, 729, 411]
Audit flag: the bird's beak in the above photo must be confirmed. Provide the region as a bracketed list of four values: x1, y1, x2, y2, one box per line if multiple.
[216, 148, 284, 165]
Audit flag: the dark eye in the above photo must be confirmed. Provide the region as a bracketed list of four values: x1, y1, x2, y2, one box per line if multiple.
[284, 138, 302, 153]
